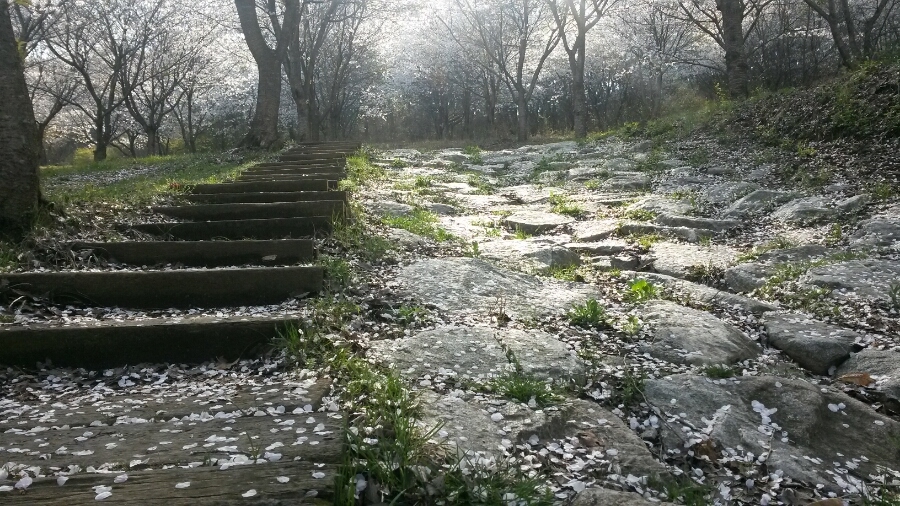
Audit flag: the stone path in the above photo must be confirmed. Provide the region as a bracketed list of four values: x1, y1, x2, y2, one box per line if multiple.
[1, 142, 357, 503]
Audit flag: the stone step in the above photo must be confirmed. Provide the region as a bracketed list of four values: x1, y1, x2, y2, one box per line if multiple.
[251, 161, 346, 169]
[191, 180, 335, 194]
[236, 173, 344, 182]
[243, 165, 346, 174]
[279, 152, 347, 162]
[153, 201, 346, 221]
[0, 315, 301, 368]
[72, 239, 315, 267]
[0, 378, 340, 504]
[0, 266, 323, 309]
[129, 217, 332, 241]
[184, 191, 347, 205]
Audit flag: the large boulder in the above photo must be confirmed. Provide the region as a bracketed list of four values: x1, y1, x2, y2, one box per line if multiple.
[397, 257, 600, 319]
[836, 350, 900, 406]
[723, 190, 795, 218]
[572, 219, 619, 242]
[762, 313, 859, 375]
[770, 197, 833, 225]
[723, 263, 775, 293]
[601, 173, 650, 191]
[654, 214, 740, 233]
[851, 217, 900, 248]
[644, 374, 900, 490]
[640, 301, 761, 365]
[701, 182, 759, 205]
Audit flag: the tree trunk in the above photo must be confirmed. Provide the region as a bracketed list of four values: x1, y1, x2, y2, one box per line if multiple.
[716, 0, 749, 99]
[572, 36, 588, 138]
[146, 128, 159, 156]
[516, 95, 528, 142]
[235, 0, 283, 149]
[0, 0, 40, 235]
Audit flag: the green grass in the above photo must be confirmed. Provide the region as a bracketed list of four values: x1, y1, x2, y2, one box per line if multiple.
[490, 371, 558, 407]
[548, 193, 584, 217]
[624, 209, 656, 221]
[343, 151, 387, 190]
[613, 369, 646, 408]
[625, 278, 659, 303]
[627, 233, 662, 249]
[513, 227, 532, 240]
[463, 145, 483, 165]
[873, 182, 894, 201]
[685, 262, 724, 286]
[703, 364, 735, 379]
[467, 174, 495, 194]
[568, 298, 607, 328]
[547, 264, 582, 281]
[888, 282, 900, 309]
[42, 153, 260, 207]
[391, 158, 409, 168]
[648, 475, 713, 506]
[395, 303, 429, 327]
[382, 208, 454, 242]
[319, 256, 353, 289]
[0, 242, 21, 272]
[332, 203, 393, 261]
[622, 314, 642, 336]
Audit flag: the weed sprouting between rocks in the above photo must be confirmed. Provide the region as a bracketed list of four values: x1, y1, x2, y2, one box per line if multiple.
[567, 298, 607, 328]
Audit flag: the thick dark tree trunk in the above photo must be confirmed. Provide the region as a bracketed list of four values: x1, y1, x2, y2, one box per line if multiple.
[516, 96, 528, 142]
[571, 36, 588, 138]
[235, 0, 285, 149]
[717, 0, 749, 99]
[0, 0, 40, 235]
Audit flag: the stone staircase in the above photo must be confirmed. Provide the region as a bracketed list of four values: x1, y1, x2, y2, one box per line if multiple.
[0, 142, 359, 503]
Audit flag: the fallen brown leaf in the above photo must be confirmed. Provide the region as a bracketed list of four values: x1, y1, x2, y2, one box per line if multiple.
[837, 372, 873, 387]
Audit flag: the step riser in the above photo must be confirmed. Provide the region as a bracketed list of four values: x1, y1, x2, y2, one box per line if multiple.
[184, 191, 347, 204]
[154, 201, 346, 221]
[192, 180, 335, 193]
[1, 267, 323, 310]
[237, 173, 345, 181]
[130, 217, 333, 240]
[253, 161, 346, 168]
[280, 153, 347, 161]
[0, 318, 298, 368]
[244, 166, 346, 173]
[72, 240, 315, 267]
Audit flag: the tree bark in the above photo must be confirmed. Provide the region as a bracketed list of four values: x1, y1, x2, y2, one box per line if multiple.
[716, 0, 749, 99]
[0, 0, 40, 235]
[516, 96, 528, 142]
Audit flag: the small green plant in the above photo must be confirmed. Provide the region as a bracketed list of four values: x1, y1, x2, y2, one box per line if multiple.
[463, 145, 483, 165]
[634, 149, 663, 172]
[622, 314, 642, 336]
[625, 278, 659, 303]
[873, 182, 894, 201]
[465, 240, 481, 257]
[382, 208, 454, 242]
[391, 158, 409, 168]
[825, 223, 843, 246]
[736, 237, 797, 262]
[491, 372, 557, 407]
[703, 364, 735, 379]
[584, 179, 601, 190]
[613, 369, 646, 408]
[274, 321, 336, 367]
[686, 262, 724, 286]
[795, 141, 816, 158]
[568, 298, 607, 328]
[548, 192, 584, 217]
[467, 173, 495, 194]
[396, 304, 429, 327]
[440, 459, 554, 505]
[624, 209, 657, 221]
[889, 282, 900, 310]
[632, 233, 662, 250]
[319, 256, 353, 288]
[345, 151, 387, 187]
[687, 147, 710, 166]
[332, 204, 393, 261]
[547, 264, 582, 281]
[513, 227, 532, 240]
[649, 474, 713, 506]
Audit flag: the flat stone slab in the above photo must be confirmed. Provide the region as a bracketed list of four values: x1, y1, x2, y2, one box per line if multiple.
[572, 220, 619, 241]
[71, 240, 315, 268]
[645, 374, 900, 489]
[478, 239, 580, 273]
[185, 191, 347, 205]
[130, 217, 332, 241]
[701, 182, 759, 205]
[802, 258, 900, 301]
[421, 393, 664, 477]
[723, 189, 795, 218]
[851, 217, 900, 248]
[763, 313, 859, 374]
[627, 196, 694, 216]
[770, 196, 833, 225]
[616, 221, 715, 243]
[369, 326, 582, 382]
[368, 200, 413, 217]
[0, 266, 322, 310]
[654, 214, 740, 232]
[564, 240, 629, 256]
[640, 301, 761, 365]
[601, 174, 650, 191]
[723, 262, 774, 293]
[0, 315, 301, 370]
[630, 271, 778, 315]
[836, 350, 900, 405]
[397, 257, 600, 320]
[502, 211, 574, 234]
[648, 242, 739, 280]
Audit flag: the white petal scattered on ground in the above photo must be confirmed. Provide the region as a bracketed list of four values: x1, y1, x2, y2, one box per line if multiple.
[0, 470, 7, 480]
[57, 476, 69, 486]
[241, 489, 257, 498]
[312, 472, 326, 479]
[95, 491, 112, 501]
[276, 476, 290, 483]
[0, 486, 14, 492]
[114, 474, 128, 484]
[175, 482, 190, 489]
[490, 412, 504, 422]
[15, 476, 33, 490]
